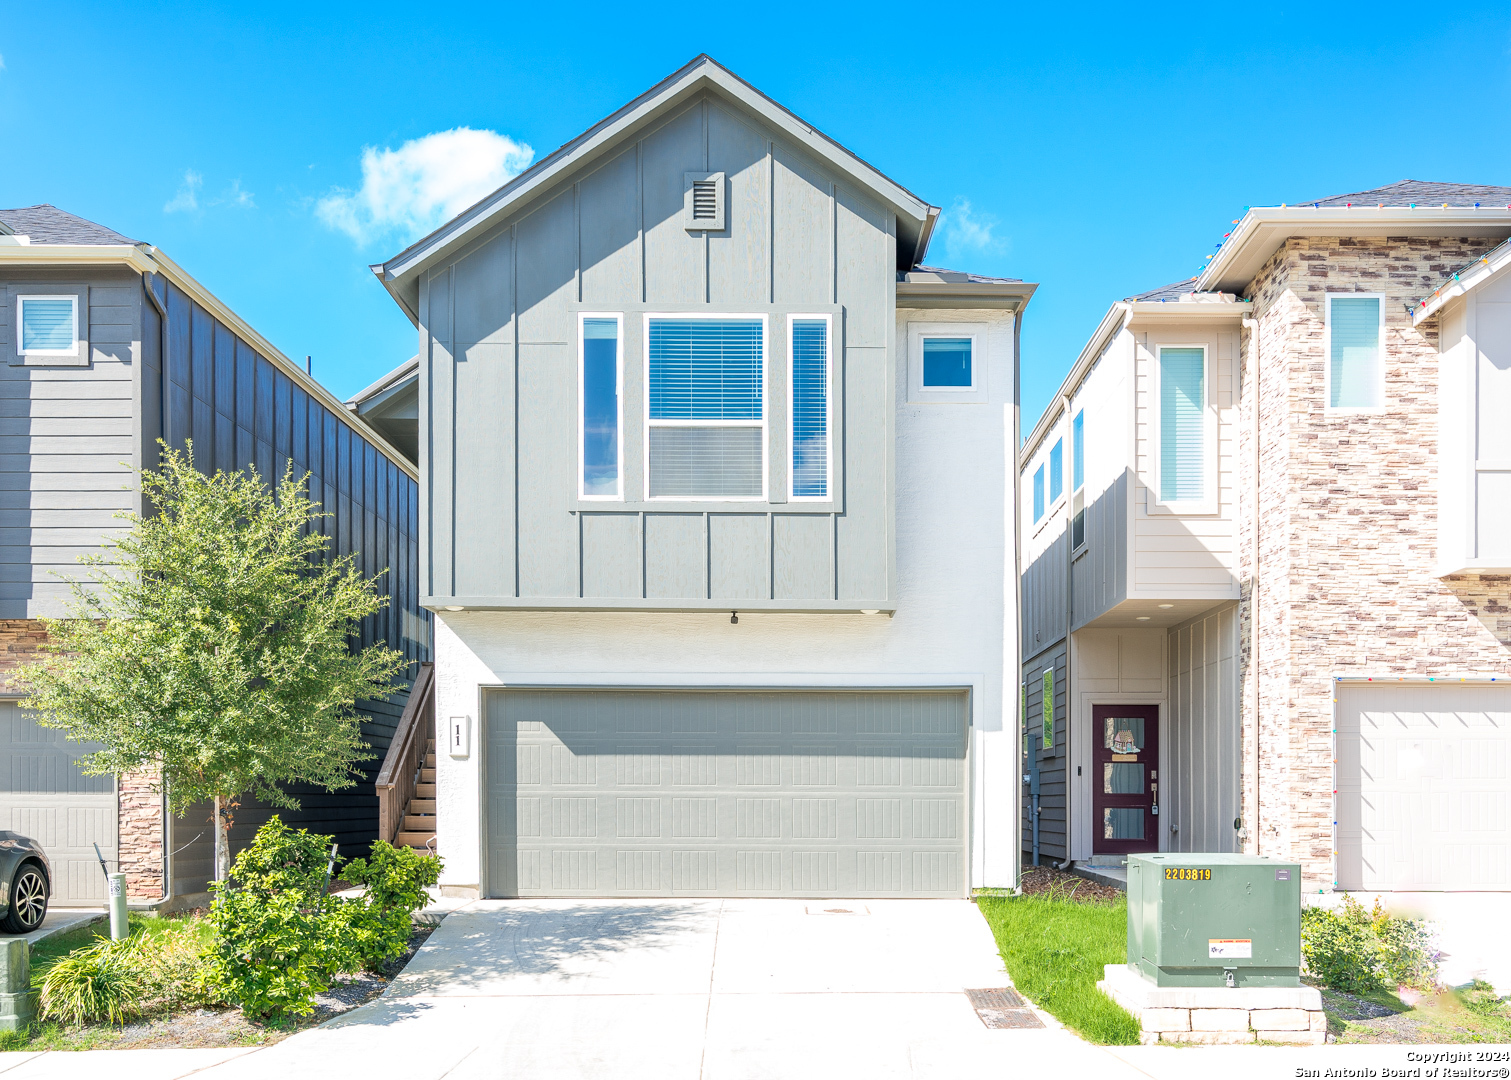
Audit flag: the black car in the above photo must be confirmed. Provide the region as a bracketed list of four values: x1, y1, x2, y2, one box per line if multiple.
[0, 833, 50, 933]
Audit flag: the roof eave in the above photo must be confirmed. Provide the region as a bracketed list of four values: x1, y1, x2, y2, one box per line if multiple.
[895, 280, 1037, 311]
[1125, 298, 1251, 320]
[1413, 241, 1511, 326]
[377, 56, 937, 293]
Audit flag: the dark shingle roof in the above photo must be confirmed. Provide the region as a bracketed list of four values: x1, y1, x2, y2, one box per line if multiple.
[0, 205, 137, 245]
[1127, 278, 1202, 302]
[1301, 180, 1511, 208]
[904, 265, 1022, 284]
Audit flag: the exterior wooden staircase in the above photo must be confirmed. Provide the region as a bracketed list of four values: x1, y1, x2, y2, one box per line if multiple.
[375, 663, 437, 854]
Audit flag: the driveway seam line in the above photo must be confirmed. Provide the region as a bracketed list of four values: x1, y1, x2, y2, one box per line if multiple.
[696, 898, 724, 1080]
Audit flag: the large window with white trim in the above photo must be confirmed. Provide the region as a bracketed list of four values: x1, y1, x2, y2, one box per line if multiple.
[1157, 345, 1207, 505]
[579, 313, 622, 499]
[646, 315, 766, 499]
[1327, 294, 1384, 410]
[789, 315, 830, 500]
[17, 295, 79, 358]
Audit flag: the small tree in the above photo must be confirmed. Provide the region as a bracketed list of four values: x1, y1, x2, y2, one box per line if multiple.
[15, 444, 408, 880]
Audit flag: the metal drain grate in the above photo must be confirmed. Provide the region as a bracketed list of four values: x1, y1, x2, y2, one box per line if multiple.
[965, 988, 1044, 1029]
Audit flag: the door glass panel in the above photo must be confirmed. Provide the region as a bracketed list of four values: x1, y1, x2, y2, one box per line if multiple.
[1103, 807, 1144, 840]
[1103, 716, 1145, 754]
[1103, 762, 1143, 794]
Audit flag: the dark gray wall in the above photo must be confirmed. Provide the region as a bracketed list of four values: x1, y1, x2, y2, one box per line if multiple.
[1022, 529, 1067, 658]
[421, 91, 896, 610]
[1021, 642, 1068, 864]
[1071, 471, 1129, 629]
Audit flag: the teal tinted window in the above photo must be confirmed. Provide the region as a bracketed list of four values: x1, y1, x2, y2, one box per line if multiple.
[922, 337, 972, 387]
[1329, 296, 1382, 408]
[20, 298, 74, 353]
[1159, 348, 1205, 502]
[1033, 465, 1045, 521]
[1072, 411, 1084, 491]
[1049, 440, 1063, 502]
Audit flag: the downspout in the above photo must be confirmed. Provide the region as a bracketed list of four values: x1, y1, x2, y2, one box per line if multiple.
[1056, 391, 1075, 871]
[139, 274, 173, 906]
[1241, 315, 1261, 856]
[1014, 307, 1027, 885]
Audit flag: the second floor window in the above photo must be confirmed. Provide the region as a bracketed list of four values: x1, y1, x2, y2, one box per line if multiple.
[18, 296, 78, 357]
[580, 315, 622, 498]
[790, 316, 830, 499]
[1328, 294, 1384, 410]
[1033, 464, 1045, 522]
[922, 336, 973, 388]
[1071, 410, 1085, 549]
[1049, 439, 1063, 503]
[647, 316, 765, 499]
[1158, 346, 1206, 504]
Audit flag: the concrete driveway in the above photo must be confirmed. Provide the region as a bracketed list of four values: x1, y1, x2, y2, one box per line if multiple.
[195, 898, 1114, 1080]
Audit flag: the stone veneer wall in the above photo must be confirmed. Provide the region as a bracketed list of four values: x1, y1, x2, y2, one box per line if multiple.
[1240, 235, 1511, 889]
[0, 619, 50, 694]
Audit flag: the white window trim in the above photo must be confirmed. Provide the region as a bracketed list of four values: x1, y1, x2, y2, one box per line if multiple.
[1324, 292, 1387, 414]
[1152, 343, 1217, 514]
[578, 311, 623, 501]
[787, 313, 832, 502]
[642, 311, 769, 503]
[1048, 437, 1065, 506]
[918, 332, 978, 392]
[17, 294, 80, 358]
[1032, 463, 1046, 524]
[1071, 410, 1086, 552]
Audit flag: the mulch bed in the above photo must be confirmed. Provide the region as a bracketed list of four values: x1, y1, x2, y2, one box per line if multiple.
[1015, 866, 1125, 904]
[64, 924, 436, 1051]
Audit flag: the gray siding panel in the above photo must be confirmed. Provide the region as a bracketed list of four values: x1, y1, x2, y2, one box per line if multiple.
[578, 148, 642, 307]
[1022, 529, 1067, 657]
[1071, 470, 1129, 629]
[772, 145, 831, 308]
[1166, 605, 1240, 854]
[707, 105, 770, 308]
[773, 514, 833, 600]
[581, 512, 641, 598]
[516, 191, 577, 344]
[641, 105, 705, 308]
[516, 342, 578, 597]
[452, 344, 514, 597]
[644, 513, 704, 599]
[709, 514, 769, 599]
[1021, 642, 1068, 863]
[454, 232, 515, 347]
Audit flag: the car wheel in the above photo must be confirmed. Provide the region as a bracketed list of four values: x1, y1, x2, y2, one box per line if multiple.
[2, 863, 47, 934]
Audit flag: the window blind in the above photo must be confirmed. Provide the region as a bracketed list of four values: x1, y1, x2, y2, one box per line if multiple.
[1072, 411, 1084, 492]
[1033, 465, 1045, 521]
[649, 428, 763, 498]
[1159, 348, 1205, 503]
[20, 298, 74, 352]
[1049, 439, 1063, 503]
[649, 319, 763, 420]
[581, 318, 619, 497]
[1330, 297, 1382, 409]
[922, 337, 972, 387]
[791, 320, 828, 498]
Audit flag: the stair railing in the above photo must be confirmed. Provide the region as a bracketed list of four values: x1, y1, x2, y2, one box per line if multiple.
[375, 662, 435, 846]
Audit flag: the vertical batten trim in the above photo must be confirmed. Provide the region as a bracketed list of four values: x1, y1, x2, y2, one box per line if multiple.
[640, 511, 647, 598]
[636, 141, 646, 304]
[702, 99, 711, 305]
[768, 512, 775, 600]
[703, 511, 711, 599]
[767, 141, 775, 305]
[830, 181, 838, 305]
[831, 512, 838, 600]
[448, 263, 458, 598]
[577, 510, 585, 598]
[573, 181, 582, 304]
[511, 222, 521, 597]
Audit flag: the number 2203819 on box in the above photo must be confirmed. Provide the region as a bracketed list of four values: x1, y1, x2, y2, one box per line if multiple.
[1164, 868, 1211, 881]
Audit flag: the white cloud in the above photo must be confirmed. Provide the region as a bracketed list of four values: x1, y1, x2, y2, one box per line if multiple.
[217, 179, 255, 209]
[0, 53, 7, 71]
[938, 197, 1006, 261]
[317, 127, 535, 246]
[164, 171, 202, 213]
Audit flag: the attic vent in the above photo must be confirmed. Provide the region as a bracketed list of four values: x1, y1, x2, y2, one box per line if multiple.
[684, 172, 725, 232]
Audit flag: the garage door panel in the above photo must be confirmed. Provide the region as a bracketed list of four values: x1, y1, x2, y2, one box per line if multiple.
[1338, 684, 1511, 890]
[486, 689, 967, 898]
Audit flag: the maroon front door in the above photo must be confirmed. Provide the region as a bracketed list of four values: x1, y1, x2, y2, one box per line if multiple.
[1091, 705, 1160, 856]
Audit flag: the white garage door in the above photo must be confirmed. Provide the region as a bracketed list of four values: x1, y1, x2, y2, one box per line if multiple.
[485, 689, 968, 898]
[0, 699, 117, 905]
[1337, 683, 1510, 890]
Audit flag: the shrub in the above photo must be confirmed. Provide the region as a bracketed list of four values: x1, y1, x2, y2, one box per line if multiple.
[339, 842, 442, 973]
[204, 817, 354, 1019]
[1301, 896, 1438, 994]
[39, 938, 144, 1026]
[135, 921, 218, 1014]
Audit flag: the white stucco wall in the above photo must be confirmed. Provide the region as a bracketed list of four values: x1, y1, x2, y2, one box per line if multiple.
[430, 307, 1020, 895]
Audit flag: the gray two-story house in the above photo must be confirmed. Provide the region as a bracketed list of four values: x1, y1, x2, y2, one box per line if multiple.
[0, 205, 429, 905]
[371, 56, 1034, 899]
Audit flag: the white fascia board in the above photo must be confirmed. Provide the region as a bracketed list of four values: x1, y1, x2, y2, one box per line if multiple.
[1020, 302, 1128, 464]
[378, 57, 936, 290]
[1413, 242, 1511, 326]
[1125, 299, 1249, 321]
[0, 243, 419, 481]
[1198, 206, 1511, 294]
[349, 354, 421, 407]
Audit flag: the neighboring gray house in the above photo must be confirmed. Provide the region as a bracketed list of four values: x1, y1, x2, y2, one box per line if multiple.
[369, 56, 1035, 899]
[0, 205, 429, 905]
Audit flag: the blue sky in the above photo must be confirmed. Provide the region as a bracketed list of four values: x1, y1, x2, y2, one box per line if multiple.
[4, 3, 1511, 433]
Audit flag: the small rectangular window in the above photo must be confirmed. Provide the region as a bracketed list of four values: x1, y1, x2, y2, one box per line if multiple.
[18, 296, 78, 356]
[1033, 465, 1045, 522]
[580, 314, 621, 498]
[1071, 491, 1085, 549]
[647, 316, 765, 499]
[790, 316, 830, 500]
[1041, 668, 1055, 753]
[1158, 346, 1206, 503]
[1072, 411, 1084, 492]
[1048, 439, 1063, 503]
[922, 337, 972, 388]
[1328, 295, 1383, 409]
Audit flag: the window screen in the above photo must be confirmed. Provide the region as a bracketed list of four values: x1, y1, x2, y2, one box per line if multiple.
[19, 298, 75, 353]
[648, 318, 764, 498]
[1329, 296, 1382, 409]
[1033, 465, 1045, 522]
[1159, 348, 1205, 503]
[1049, 439, 1063, 503]
[581, 318, 620, 497]
[922, 337, 972, 387]
[791, 319, 828, 498]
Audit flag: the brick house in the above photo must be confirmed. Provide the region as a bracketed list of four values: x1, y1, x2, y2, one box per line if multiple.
[0, 205, 428, 904]
[1020, 181, 1511, 902]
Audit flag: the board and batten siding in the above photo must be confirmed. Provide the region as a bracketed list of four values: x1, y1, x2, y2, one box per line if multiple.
[0, 266, 140, 617]
[1021, 642, 1068, 862]
[1164, 604, 1240, 854]
[1131, 327, 1238, 597]
[420, 92, 895, 610]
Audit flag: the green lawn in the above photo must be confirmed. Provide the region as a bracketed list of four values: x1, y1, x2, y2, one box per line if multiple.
[976, 889, 1139, 1044]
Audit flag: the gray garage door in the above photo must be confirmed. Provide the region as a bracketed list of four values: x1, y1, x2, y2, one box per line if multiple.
[485, 689, 968, 898]
[0, 699, 117, 905]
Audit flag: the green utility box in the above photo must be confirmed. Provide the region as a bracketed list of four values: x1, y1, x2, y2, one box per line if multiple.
[1127, 853, 1302, 988]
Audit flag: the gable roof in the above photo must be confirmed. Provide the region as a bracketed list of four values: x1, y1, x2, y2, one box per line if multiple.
[0, 204, 138, 245]
[1303, 180, 1511, 209]
[372, 55, 940, 323]
[1410, 234, 1511, 325]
